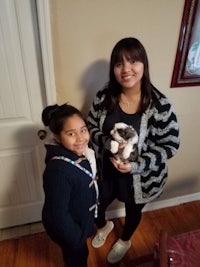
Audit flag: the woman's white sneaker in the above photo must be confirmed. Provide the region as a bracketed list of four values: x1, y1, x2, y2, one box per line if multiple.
[107, 238, 131, 264]
[91, 221, 114, 248]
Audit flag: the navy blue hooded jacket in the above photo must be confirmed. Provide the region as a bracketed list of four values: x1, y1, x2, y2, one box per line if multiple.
[42, 144, 96, 250]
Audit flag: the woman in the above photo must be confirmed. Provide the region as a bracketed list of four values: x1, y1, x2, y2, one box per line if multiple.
[87, 37, 180, 264]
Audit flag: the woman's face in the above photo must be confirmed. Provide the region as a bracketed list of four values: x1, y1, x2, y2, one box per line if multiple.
[114, 54, 144, 91]
[55, 114, 90, 156]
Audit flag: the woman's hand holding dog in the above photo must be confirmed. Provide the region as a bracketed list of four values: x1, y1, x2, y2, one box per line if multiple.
[109, 157, 131, 173]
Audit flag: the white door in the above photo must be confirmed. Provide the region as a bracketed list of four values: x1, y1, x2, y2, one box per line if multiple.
[0, 0, 54, 228]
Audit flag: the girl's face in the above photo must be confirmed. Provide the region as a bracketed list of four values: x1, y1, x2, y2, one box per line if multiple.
[55, 114, 90, 156]
[114, 54, 144, 91]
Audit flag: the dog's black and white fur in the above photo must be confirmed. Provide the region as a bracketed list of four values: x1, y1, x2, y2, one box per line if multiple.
[110, 122, 138, 164]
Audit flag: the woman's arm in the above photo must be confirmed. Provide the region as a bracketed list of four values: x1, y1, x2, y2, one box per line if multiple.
[87, 90, 109, 148]
[131, 98, 180, 174]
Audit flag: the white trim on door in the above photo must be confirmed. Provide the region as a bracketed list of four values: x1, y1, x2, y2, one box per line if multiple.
[36, 0, 56, 105]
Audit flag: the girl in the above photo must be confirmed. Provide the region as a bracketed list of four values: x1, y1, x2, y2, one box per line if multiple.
[87, 37, 180, 264]
[41, 103, 98, 267]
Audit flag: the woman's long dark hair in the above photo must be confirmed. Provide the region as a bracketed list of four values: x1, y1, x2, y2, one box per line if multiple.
[104, 37, 153, 113]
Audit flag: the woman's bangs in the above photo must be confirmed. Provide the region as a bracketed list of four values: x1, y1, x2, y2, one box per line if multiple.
[127, 49, 142, 62]
[112, 49, 124, 64]
[113, 48, 142, 64]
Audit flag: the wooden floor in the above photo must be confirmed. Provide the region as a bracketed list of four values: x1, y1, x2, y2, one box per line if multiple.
[0, 200, 200, 267]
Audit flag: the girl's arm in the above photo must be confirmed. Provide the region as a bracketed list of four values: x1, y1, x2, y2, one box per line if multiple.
[43, 167, 83, 250]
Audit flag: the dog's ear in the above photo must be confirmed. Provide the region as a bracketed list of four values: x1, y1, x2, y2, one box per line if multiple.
[124, 128, 136, 139]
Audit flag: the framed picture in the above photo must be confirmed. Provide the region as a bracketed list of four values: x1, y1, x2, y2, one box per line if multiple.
[171, 0, 200, 87]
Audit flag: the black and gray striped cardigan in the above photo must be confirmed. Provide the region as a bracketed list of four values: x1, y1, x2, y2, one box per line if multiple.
[87, 86, 180, 204]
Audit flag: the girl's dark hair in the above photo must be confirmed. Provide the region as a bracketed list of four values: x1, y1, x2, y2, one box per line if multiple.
[42, 103, 84, 135]
[104, 37, 153, 113]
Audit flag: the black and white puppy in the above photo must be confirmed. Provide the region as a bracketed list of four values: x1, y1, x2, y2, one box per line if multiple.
[110, 122, 138, 163]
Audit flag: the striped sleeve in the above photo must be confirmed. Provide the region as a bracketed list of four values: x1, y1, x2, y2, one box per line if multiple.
[87, 90, 109, 148]
[131, 97, 180, 174]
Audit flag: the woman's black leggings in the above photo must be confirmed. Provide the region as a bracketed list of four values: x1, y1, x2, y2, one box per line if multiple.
[96, 151, 146, 241]
[95, 195, 145, 241]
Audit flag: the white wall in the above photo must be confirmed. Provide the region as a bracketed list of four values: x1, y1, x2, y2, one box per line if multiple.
[49, 0, 200, 209]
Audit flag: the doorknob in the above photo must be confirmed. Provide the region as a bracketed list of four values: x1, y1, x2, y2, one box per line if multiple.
[38, 129, 47, 140]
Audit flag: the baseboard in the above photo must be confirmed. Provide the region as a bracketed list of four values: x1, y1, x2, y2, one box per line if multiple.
[106, 192, 200, 219]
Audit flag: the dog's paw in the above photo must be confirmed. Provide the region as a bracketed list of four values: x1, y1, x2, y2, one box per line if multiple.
[122, 151, 130, 159]
[110, 140, 119, 154]
[122, 145, 132, 159]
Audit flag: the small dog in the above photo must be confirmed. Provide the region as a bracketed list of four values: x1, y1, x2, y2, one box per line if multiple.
[110, 122, 138, 163]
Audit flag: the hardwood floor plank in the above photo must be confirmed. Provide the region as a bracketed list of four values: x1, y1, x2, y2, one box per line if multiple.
[0, 200, 199, 267]
[0, 239, 17, 267]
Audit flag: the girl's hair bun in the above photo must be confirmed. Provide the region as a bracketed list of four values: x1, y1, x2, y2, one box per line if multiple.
[42, 104, 59, 126]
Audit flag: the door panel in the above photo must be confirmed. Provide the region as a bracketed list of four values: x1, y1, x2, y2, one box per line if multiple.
[0, 0, 47, 228]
